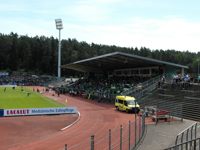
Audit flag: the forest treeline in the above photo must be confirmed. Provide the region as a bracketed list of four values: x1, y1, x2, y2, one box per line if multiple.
[0, 32, 199, 76]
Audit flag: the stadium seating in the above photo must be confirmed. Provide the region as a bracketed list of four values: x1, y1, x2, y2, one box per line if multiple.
[62, 76, 151, 103]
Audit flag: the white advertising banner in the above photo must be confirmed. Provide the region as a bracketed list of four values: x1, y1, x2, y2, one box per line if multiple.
[3, 107, 77, 116]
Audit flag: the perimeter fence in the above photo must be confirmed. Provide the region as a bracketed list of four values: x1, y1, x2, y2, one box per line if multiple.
[64, 113, 146, 150]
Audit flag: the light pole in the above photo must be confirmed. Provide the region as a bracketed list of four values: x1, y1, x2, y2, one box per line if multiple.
[198, 59, 199, 76]
[134, 100, 137, 147]
[55, 19, 63, 78]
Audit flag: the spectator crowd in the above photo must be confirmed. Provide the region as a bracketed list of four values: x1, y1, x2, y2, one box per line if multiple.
[0, 72, 55, 86]
[61, 76, 151, 103]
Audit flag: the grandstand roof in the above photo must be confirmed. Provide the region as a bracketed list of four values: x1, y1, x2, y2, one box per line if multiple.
[62, 52, 188, 72]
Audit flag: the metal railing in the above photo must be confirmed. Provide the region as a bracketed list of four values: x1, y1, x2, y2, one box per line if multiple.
[63, 113, 146, 150]
[121, 75, 162, 98]
[175, 123, 198, 146]
[165, 138, 200, 150]
[165, 122, 199, 150]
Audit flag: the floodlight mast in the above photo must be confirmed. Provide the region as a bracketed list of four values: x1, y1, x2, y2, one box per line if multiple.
[55, 19, 63, 78]
[198, 59, 200, 82]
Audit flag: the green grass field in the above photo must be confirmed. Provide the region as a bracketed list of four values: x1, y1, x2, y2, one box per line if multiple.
[0, 87, 64, 109]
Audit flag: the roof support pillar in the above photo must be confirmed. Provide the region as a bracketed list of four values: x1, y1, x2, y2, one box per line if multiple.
[181, 67, 185, 76]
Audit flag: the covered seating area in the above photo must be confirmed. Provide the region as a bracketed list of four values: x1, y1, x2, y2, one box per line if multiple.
[61, 52, 188, 103]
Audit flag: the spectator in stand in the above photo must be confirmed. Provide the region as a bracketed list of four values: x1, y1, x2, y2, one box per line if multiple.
[161, 75, 165, 84]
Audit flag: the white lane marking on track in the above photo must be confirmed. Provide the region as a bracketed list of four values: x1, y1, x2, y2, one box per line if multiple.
[60, 111, 81, 131]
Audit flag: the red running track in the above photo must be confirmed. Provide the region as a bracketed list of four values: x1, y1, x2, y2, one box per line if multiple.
[0, 93, 140, 150]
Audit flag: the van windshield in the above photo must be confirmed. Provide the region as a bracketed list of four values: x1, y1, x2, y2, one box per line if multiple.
[127, 101, 138, 105]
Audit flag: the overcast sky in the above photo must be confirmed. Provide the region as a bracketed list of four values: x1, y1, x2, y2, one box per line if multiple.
[1, 0, 200, 53]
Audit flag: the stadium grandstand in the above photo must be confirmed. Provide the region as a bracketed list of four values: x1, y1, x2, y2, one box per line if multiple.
[59, 51, 200, 149]
[60, 51, 189, 103]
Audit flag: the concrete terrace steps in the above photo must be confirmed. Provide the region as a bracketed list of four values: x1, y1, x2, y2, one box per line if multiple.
[140, 84, 200, 121]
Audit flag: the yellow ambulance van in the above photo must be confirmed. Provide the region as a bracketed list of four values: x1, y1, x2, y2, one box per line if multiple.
[115, 95, 140, 113]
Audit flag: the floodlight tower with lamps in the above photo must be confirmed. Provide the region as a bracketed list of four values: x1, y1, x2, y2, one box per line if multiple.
[55, 19, 63, 78]
[198, 60, 199, 76]
[198, 58, 200, 81]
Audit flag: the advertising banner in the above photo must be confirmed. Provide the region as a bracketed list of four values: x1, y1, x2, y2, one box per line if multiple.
[3, 107, 77, 117]
[0, 109, 4, 116]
